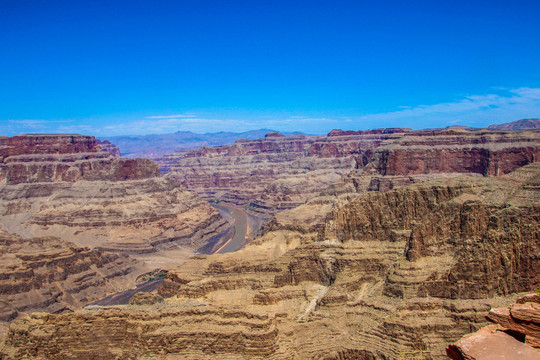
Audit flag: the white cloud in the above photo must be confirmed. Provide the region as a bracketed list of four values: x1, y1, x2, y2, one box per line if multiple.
[355, 87, 540, 129]
[144, 114, 197, 119]
[2, 87, 539, 136]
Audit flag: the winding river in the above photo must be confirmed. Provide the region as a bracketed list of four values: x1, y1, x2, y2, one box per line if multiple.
[89, 203, 266, 306]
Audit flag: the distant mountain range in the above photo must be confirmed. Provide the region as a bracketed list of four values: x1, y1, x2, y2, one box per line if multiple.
[103, 129, 305, 158]
[102, 119, 539, 158]
[487, 118, 540, 131]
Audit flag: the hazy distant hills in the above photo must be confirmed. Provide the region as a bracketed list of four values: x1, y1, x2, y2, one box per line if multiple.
[103, 119, 539, 158]
[487, 118, 540, 131]
[103, 129, 305, 158]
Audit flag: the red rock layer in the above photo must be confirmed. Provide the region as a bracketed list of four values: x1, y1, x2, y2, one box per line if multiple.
[0, 134, 159, 184]
[161, 129, 540, 215]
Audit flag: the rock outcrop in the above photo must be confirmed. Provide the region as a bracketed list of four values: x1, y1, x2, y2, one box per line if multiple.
[0, 134, 229, 339]
[446, 293, 540, 359]
[162, 129, 540, 216]
[3, 162, 538, 359]
[162, 130, 410, 215]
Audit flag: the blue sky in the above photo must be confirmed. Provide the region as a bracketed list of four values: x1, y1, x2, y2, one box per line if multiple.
[1, 0, 539, 136]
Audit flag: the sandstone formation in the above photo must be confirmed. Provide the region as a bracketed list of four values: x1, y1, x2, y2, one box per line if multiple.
[446, 294, 540, 359]
[162, 129, 540, 216]
[0, 228, 142, 342]
[162, 129, 411, 215]
[0, 134, 229, 339]
[3, 162, 538, 359]
[0, 134, 229, 258]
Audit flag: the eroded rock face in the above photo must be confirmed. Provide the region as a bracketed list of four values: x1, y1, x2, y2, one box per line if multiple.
[0, 134, 228, 255]
[371, 129, 540, 177]
[0, 134, 229, 339]
[0, 134, 158, 184]
[4, 163, 538, 359]
[162, 129, 540, 216]
[161, 130, 410, 215]
[0, 229, 143, 342]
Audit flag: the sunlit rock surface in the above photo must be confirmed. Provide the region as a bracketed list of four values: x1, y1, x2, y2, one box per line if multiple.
[3, 162, 538, 359]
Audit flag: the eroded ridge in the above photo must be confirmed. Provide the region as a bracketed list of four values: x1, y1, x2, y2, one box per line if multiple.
[162, 129, 540, 216]
[0, 134, 229, 254]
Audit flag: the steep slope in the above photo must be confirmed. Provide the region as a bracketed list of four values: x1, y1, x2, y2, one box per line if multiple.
[164, 129, 411, 215]
[0, 229, 141, 340]
[0, 134, 228, 258]
[3, 162, 538, 359]
[162, 129, 540, 216]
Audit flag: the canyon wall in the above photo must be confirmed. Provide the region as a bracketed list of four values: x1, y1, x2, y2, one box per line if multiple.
[3, 162, 538, 359]
[0, 134, 228, 256]
[0, 228, 141, 340]
[162, 129, 540, 216]
[0, 134, 229, 339]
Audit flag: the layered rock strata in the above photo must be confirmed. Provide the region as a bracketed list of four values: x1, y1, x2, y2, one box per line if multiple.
[3, 162, 538, 359]
[162, 129, 540, 216]
[0, 229, 142, 341]
[0, 134, 228, 256]
[0, 134, 229, 339]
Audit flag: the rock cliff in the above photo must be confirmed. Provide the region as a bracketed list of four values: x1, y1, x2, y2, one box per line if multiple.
[0, 229, 142, 340]
[0, 134, 229, 338]
[162, 129, 540, 216]
[3, 162, 538, 359]
[0, 134, 228, 257]
[446, 293, 540, 359]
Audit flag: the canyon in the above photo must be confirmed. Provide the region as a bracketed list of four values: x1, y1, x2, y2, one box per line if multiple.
[161, 128, 540, 217]
[0, 134, 230, 336]
[0, 126, 539, 359]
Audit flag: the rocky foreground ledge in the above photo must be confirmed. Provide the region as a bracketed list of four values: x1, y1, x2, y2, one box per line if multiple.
[447, 294, 540, 359]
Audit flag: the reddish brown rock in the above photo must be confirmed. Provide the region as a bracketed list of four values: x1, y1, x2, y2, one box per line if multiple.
[447, 293, 540, 359]
[161, 129, 540, 216]
[446, 325, 540, 360]
[486, 303, 540, 346]
[0, 134, 159, 184]
[372, 130, 539, 176]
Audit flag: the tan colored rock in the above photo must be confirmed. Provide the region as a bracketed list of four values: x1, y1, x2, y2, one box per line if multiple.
[3, 163, 539, 359]
[0, 134, 229, 261]
[129, 292, 164, 305]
